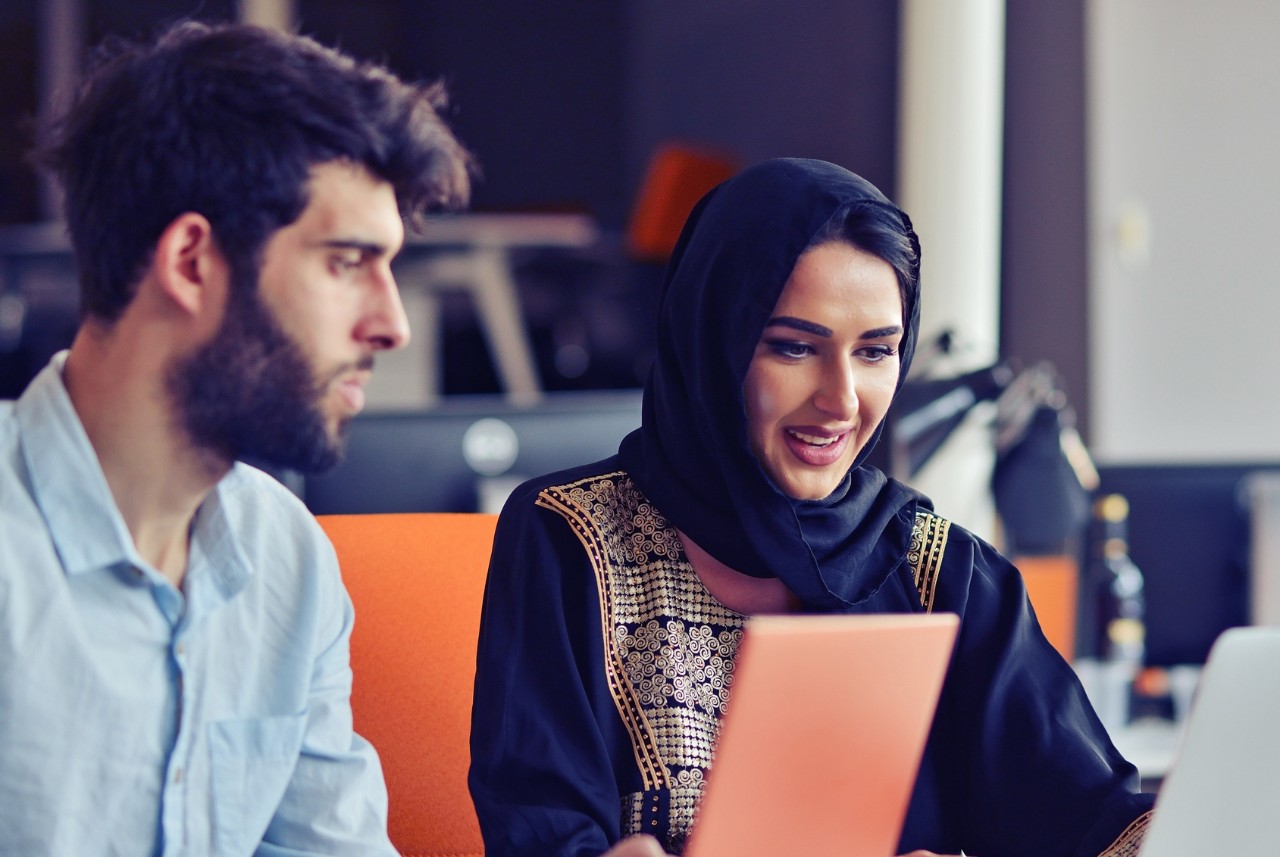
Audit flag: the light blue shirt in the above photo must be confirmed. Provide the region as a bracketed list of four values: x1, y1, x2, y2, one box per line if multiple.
[0, 354, 398, 857]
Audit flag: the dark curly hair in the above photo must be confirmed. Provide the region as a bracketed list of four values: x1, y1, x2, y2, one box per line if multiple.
[35, 20, 474, 321]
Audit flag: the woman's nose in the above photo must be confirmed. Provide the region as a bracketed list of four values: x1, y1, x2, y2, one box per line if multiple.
[813, 360, 859, 418]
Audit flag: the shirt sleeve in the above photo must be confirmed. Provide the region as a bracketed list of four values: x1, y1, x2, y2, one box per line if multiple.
[901, 528, 1156, 857]
[469, 484, 627, 857]
[255, 534, 399, 857]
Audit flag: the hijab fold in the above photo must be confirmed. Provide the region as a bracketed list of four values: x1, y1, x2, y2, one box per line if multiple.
[618, 158, 925, 611]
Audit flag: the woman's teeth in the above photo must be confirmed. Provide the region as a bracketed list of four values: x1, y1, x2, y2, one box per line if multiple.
[788, 429, 838, 446]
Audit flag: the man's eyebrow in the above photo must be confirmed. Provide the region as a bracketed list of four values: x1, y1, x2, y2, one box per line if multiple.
[318, 239, 390, 257]
[765, 316, 832, 337]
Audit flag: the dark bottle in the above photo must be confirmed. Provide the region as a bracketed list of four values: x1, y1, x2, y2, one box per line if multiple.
[1089, 494, 1147, 670]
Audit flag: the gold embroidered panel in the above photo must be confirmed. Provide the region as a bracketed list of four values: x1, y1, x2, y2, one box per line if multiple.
[1098, 810, 1152, 857]
[537, 472, 744, 852]
[909, 510, 949, 614]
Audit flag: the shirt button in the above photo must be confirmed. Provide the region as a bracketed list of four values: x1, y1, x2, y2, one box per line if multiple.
[173, 767, 184, 784]
[175, 642, 186, 657]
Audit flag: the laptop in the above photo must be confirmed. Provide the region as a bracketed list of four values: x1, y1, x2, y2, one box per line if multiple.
[1138, 625, 1280, 856]
[684, 612, 959, 857]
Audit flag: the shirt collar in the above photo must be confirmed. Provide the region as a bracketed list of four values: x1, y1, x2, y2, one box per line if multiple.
[189, 469, 255, 601]
[17, 352, 139, 575]
[16, 352, 253, 597]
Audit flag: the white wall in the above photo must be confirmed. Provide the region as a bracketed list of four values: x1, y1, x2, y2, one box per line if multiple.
[1087, 0, 1280, 462]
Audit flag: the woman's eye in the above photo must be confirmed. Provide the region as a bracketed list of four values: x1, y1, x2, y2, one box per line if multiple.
[857, 344, 897, 363]
[765, 340, 815, 360]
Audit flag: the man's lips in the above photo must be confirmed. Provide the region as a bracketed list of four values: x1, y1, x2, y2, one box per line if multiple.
[334, 369, 372, 414]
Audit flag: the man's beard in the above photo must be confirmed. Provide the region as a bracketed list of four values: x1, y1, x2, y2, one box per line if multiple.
[167, 280, 356, 474]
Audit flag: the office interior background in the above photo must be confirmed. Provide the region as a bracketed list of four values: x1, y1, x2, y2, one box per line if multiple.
[3, 0, 1280, 672]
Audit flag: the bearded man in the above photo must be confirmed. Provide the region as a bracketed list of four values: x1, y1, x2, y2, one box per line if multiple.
[0, 20, 469, 856]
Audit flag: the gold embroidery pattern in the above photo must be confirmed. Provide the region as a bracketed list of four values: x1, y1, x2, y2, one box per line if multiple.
[1097, 810, 1153, 857]
[623, 786, 703, 845]
[536, 476, 668, 791]
[908, 511, 950, 613]
[538, 472, 744, 851]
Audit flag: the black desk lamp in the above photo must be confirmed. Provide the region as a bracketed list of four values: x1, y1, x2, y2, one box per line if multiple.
[890, 362, 1014, 478]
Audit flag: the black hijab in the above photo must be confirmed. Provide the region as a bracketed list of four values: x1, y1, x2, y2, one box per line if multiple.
[618, 158, 926, 611]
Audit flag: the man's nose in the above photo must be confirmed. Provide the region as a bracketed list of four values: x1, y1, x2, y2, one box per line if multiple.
[360, 268, 411, 352]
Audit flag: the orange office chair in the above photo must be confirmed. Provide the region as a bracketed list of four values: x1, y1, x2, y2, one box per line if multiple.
[626, 142, 740, 263]
[316, 513, 497, 857]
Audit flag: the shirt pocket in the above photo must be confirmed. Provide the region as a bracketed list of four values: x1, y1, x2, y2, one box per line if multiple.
[209, 713, 308, 857]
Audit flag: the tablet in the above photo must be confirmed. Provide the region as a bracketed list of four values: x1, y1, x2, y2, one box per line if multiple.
[685, 612, 959, 857]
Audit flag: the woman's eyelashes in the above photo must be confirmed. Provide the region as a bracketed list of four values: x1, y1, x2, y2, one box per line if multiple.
[857, 344, 898, 363]
[762, 338, 817, 360]
[760, 337, 898, 364]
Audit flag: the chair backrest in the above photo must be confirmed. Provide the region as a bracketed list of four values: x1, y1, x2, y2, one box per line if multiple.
[316, 512, 497, 857]
[626, 142, 740, 263]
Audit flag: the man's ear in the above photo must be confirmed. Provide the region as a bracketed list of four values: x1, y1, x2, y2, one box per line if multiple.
[152, 212, 229, 317]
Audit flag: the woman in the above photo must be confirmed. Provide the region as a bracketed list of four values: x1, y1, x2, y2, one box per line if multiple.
[468, 158, 1154, 857]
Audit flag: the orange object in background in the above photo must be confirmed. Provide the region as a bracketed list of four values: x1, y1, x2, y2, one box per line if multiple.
[317, 513, 497, 857]
[626, 143, 740, 262]
[1016, 554, 1079, 661]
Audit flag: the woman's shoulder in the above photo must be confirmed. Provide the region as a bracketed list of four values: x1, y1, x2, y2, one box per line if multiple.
[882, 485, 1020, 602]
[884, 481, 1001, 562]
[496, 455, 675, 570]
[499, 454, 629, 511]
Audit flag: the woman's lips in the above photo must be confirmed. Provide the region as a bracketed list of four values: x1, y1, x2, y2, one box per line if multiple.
[784, 427, 850, 466]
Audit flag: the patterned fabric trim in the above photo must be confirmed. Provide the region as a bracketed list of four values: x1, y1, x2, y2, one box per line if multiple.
[908, 510, 950, 613]
[536, 475, 670, 792]
[537, 471, 745, 853]
[1097, 810, 1153, 857]
[622, 787, 702, 844]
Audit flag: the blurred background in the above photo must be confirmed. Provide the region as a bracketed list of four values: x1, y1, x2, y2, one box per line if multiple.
[3, 2, 1280, 705]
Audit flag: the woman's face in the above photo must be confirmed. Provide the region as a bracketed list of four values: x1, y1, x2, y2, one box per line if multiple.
[743, 241, 904, 500]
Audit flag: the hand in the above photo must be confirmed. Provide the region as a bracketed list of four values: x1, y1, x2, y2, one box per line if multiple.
[602, 834, 671, 857]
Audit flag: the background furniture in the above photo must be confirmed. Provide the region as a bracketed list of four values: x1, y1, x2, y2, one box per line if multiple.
[304, 391, 642, 516]
[316, 512, 497, 857]
[624, 143, 738, 263]
[384, 213, 599, 407]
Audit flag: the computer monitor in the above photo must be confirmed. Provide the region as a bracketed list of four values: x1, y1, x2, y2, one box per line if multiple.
[302, 390, 643, 515]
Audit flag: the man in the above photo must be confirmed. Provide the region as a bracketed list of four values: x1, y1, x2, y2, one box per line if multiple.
[0, 21, 469, 855]
[0, 18, 674, 857]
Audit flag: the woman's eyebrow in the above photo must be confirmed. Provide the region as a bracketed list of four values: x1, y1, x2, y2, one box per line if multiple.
[764, 318, 904, 340]
[765, 316, 832, 337]
[863, 325, 904, 339]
